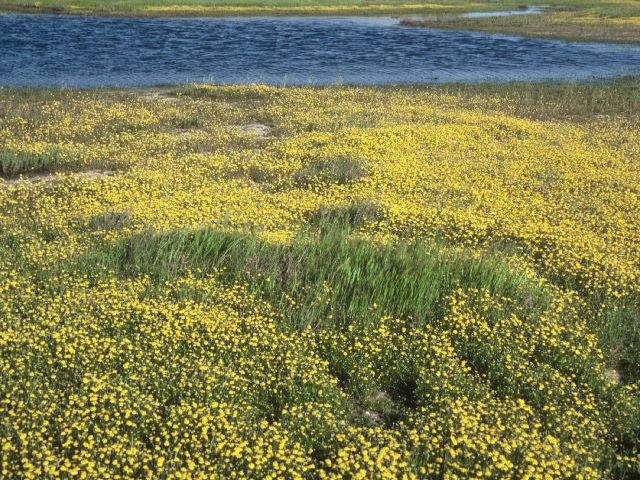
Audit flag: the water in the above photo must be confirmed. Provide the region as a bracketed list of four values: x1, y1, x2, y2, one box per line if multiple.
[1, 13, 639, 87]
[460, 6, 544, 18]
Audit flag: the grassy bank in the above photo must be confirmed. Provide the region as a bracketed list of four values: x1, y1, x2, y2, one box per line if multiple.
[0, 0, 505, 18]
[1, 0, 640, 43]
[402, 0, 640, 44]
[1, 80, 640, 478]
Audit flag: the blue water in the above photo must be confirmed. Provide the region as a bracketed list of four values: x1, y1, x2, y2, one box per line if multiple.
[1, 13, 639, 87]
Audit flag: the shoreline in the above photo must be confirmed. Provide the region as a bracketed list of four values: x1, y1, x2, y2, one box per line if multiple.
[2, 1, 639, 44]
[0, 3, 476, 18]
[399, 14, 640, 44]
[2, 76, 640, 94]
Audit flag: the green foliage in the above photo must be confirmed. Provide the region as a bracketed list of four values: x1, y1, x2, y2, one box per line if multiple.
[85, 223, 547, 331]
[0, 147, 65, 177]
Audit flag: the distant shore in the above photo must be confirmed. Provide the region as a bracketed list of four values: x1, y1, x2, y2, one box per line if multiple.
[2, 0, 639, 43]
[0, 1, 485, 18]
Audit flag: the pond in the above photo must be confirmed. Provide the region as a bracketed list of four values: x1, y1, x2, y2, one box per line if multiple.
[1, 13, 639, 87]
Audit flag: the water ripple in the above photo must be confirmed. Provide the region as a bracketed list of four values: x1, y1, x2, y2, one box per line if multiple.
[1, 14, 639, 87]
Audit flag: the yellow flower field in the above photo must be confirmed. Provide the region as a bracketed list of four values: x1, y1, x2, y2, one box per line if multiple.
[0, 82, 639, 478]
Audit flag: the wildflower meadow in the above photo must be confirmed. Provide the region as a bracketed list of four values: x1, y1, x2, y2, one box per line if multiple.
[1, 82, 639, 479]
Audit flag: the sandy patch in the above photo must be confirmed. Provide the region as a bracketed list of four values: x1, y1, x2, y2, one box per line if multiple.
[138, 89, 180, 102]
[604, 369, 622, 384]
[238, 123, 273, 136]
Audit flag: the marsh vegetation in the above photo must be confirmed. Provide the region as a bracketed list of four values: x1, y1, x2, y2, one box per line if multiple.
[1, 80, 639, 478]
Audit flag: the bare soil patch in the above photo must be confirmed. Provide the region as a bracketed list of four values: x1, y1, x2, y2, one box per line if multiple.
[137, 89, 180, 102]
[238, 123, 272, 136]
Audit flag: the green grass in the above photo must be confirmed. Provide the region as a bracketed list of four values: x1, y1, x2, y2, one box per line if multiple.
[180, 78, 640, 123]
[83, 221, 548, 331]
[12, 216, 631, 453]
[0, 147, 65, 177]
[68, 216, 568, 406]
[401, 0, 640, 43]
[429, 77, 640, 121]
[62, 193, 640, 391]
[0, 0, 484, 16]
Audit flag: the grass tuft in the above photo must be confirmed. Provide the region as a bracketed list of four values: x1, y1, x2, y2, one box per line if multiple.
[0, 147, 65, 177]
[293, 156, 368, 189]
[85, 224, 549, 331]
